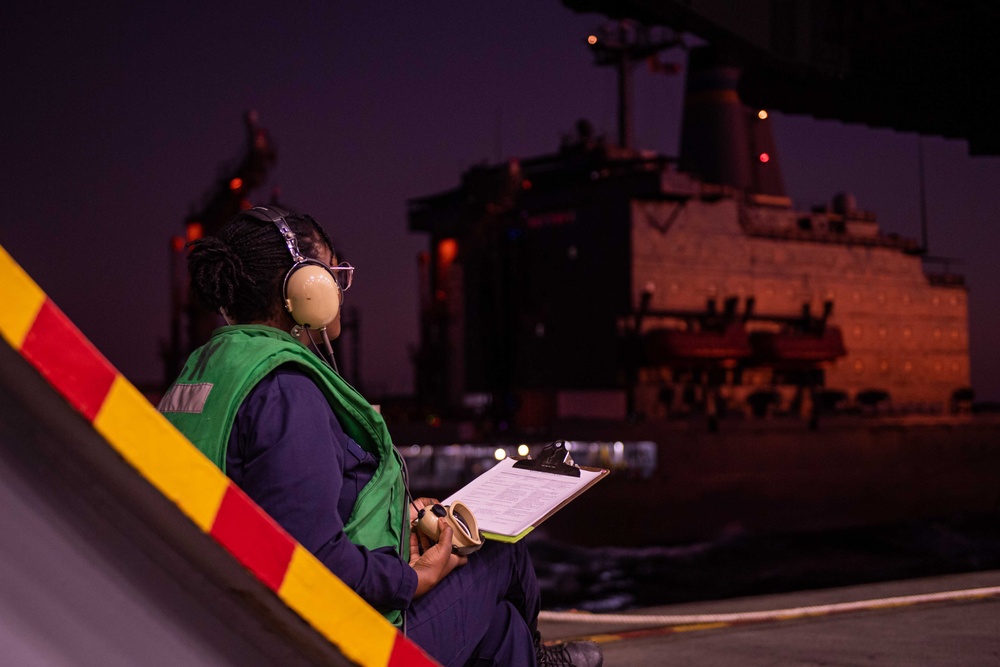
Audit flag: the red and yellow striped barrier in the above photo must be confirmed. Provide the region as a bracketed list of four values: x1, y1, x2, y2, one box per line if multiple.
[0, 243, 437, 667]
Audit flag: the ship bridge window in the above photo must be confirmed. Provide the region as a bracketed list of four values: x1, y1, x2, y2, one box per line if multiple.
[797, 217, 812, 231]
[829, 219, 846, 234]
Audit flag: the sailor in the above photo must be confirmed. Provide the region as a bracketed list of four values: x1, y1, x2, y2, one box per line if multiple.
[160, 206, 602, 667]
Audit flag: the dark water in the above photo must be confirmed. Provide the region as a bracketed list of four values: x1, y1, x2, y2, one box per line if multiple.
[526, 512, 1000, 612]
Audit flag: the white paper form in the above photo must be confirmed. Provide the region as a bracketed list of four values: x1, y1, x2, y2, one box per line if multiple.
[443, 458, 603, 538]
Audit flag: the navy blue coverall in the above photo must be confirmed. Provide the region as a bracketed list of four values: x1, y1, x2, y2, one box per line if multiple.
[225, 367, 541, 666]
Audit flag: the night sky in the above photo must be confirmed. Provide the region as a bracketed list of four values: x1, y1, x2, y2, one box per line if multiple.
[4, 2, 999, 401]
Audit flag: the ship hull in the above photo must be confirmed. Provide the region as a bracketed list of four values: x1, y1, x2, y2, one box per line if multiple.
[539, 416, 1000, 546]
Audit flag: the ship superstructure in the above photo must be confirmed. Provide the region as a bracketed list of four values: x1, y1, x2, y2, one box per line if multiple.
[408, 46, 970, 430]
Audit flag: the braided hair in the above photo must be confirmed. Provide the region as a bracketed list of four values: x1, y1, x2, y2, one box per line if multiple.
[187, 209, 336, 324]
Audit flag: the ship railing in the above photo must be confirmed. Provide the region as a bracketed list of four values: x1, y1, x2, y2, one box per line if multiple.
[925, 272, 966, 287]
[741, 224, 921, 251]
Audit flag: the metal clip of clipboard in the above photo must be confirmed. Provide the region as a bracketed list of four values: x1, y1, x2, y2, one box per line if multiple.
[511, 440, 581, 477]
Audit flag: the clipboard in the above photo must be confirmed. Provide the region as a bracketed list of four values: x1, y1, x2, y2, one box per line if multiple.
[442, 442, 609, 543]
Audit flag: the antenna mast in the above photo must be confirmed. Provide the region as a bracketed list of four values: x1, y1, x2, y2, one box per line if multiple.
[586, 21, 681, 149]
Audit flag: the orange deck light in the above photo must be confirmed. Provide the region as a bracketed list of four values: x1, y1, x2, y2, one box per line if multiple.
[438, 238, 458, 265]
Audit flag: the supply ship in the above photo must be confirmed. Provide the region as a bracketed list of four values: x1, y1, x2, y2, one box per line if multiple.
[399, 41, 1000, 546]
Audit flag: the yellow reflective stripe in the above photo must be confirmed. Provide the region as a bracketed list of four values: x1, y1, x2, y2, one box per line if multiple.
[279, 545, 397, 667]
[0, 244, 46, 349]
[93, 376, 228, 531]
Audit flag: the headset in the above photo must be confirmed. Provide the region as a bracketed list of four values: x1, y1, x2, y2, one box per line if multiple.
[243, 205, 350, 330]
[414, 501, 484, 556]
[240, 206, 354, 372]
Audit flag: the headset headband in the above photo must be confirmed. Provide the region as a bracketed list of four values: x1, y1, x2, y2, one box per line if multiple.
[246, 206, 305, 263]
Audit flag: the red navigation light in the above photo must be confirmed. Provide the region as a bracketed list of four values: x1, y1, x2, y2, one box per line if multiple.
[521, 179, 533, 190]
[229, 177, 243, 190]
[759, 153, 770, 163]
[186, 221, 203, 242]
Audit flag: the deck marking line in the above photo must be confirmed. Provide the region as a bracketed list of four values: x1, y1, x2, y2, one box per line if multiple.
[279, 545, 402, 667]
[0, 245, 45, 349]
[93, 375, 229, 532]
[387, 632, 439, 667]
[539, 585, 1000, 643]
[210, 484, 297, 591]
[20, 299, 118, 422]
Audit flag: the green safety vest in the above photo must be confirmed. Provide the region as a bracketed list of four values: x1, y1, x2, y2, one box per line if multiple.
[159, 324, 408, 625]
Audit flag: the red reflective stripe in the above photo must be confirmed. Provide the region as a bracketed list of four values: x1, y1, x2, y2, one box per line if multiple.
[210, 484, 296, 591]
[20, 300, 117, 422]
[387, 633, 438, 667]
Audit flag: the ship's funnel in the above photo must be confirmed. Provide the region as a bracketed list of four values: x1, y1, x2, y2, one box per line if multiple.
[680, 47, 785, 197]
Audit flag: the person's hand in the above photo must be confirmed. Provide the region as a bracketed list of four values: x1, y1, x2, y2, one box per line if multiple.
[410, 497, 440, 555]
[409, 497, 440, 523]
[409, 519, 467, 598]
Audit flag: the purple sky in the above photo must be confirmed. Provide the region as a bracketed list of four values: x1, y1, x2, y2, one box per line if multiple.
[4, 2, 998, 401]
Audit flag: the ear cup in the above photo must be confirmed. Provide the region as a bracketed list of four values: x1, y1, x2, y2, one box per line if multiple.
[284, 262, 341, 328]
[414, 501, 484, 556]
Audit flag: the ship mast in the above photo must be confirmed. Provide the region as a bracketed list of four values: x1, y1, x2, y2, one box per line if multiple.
[586, 21, 680, 149]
